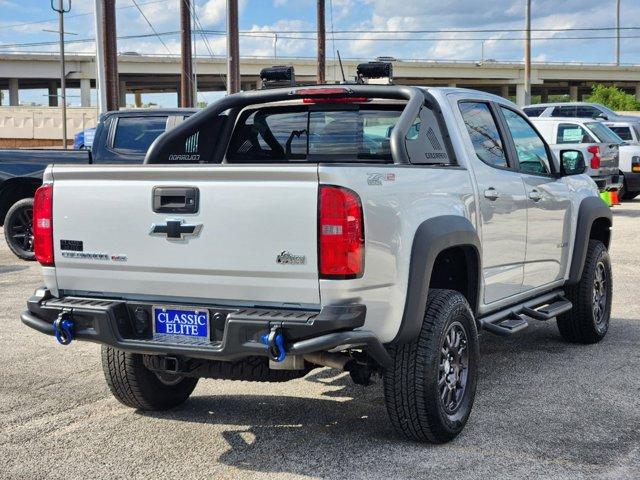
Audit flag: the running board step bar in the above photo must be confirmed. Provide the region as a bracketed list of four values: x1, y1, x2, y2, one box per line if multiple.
[479, 290, 572, 336]
[521, 298, 572, 320]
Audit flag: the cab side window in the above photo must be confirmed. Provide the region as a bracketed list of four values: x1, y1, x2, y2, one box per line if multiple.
[459, 102, 508, 168]
[557, 123, 591, 144]
[609, 126, 633, 141]
[500, 107, 551, 175]
[577, 106, 600, 118]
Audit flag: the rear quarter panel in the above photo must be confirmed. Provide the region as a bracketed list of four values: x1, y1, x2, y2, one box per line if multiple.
[319, 165, 476, 343]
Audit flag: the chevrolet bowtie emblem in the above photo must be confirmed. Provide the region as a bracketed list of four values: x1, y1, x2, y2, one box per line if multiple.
[150, 219, 203, 240]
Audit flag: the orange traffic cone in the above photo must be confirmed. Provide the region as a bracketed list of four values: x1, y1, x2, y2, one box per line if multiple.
[611, 190, 620, 206]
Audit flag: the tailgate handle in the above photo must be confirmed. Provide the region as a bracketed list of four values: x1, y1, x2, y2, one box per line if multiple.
[153, 187, 199, 214]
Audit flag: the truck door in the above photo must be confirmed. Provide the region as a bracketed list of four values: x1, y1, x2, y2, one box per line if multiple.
[498, 106, 571, 288]
[458, 101, 527, 304]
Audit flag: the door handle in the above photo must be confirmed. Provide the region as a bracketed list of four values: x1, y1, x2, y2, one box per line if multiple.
[529, 189, 542, 202]
[484, 188, 499, 200]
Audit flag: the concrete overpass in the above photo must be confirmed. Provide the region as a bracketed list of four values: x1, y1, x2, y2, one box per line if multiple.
[2, 52, 640, 107]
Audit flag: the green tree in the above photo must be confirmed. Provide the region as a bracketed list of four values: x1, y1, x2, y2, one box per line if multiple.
[586, 84, 640, 111]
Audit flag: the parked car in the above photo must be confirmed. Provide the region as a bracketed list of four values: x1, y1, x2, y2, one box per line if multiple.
[530, 117, 622, 192]
[523, 102, 640, 123]
[21, 85, 612, 444]
[73, 127, 97, 150]
[1, 108, 196, 260]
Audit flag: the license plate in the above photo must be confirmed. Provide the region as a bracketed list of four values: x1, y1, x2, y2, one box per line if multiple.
[153, 306, 209, 338]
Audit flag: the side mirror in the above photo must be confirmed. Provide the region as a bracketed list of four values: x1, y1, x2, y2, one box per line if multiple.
[560, 150, 586, 175]
[596, 113, 608, 120]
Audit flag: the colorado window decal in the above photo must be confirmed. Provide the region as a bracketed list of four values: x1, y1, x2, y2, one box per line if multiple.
[168, 131, 201, 161]
[185, 131, 199, 153]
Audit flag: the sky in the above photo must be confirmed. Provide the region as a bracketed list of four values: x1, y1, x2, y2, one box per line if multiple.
[1, 0, 638, 107]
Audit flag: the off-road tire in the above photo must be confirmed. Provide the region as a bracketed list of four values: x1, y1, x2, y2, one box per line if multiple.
[557, 240, 612, 344]
[383, 289, 479, 443]
[101, 346, 198, 410]
[3, 198, 36, 261]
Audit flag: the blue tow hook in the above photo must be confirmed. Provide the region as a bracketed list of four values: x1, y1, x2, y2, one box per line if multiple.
[53, 311, 74, 346]
[260, 327, 286, 362]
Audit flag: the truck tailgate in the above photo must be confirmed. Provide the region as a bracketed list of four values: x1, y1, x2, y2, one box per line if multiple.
[51, 165, 320, 306]
[596, 143, 619, 175]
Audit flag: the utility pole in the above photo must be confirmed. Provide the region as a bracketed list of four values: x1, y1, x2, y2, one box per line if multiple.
[94, 0, 107, 113]
[180, 0, 194, 107]
[616, 0, 621, 65]
[524, 0, 531, 106]
[226, 0, 240, 94]
[101, 0, 119, 111]
[51, 0, 71, 149]
[317, 0, 326, 84]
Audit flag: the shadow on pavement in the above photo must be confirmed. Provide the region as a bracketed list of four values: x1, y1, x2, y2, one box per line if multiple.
[138, 317, 640, 478]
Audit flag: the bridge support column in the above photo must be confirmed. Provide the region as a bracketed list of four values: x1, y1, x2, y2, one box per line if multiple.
[9, 78, 19, 106]
[541, 89, 549, 103]
[134, 91, 142, 108]
[516, 83, 526, 107]
[569, 85, 578, 102]
[635, 84, 640, 102]
[119, 81, 127, 108]
[447, 82, 457, 88]
[80, 78, 91, 107]
[48, 80, 58, 107]
[500, 85, 510, 99]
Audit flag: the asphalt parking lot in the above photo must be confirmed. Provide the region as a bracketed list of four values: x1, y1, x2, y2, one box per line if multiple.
[1, 203, 639, 480]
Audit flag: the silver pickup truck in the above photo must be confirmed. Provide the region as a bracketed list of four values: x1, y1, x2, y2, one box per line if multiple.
[22, 85, 613, 443]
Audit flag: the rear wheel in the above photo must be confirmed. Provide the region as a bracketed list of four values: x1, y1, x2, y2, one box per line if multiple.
[557, 240, 612, 344]
[101, 346, 198, 410]
[383, 289, 479, 443]
[619, 178, 639, 200]
[3, 198, 35, 261]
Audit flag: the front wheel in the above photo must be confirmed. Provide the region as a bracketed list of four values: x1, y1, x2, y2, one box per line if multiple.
[101, 346, 198, 410]
[383, 289, 479, 443]
[3, 198, 35, 261]
[557, 240, 612, 344]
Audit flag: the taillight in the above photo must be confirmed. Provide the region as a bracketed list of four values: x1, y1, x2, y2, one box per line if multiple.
[588, 145, 601, 169]
[318, 186, 364, 279]
[33, 184, 54, 266]
[632, 156, 640, 173]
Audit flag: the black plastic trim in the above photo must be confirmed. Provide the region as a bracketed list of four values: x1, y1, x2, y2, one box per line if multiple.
[568, 196, 612, 284]
[21, 290, 391, 366]
[393, 216, 481, 344]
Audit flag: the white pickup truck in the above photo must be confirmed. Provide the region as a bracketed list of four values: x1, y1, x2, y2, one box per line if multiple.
[530, 117, 622, 193]
[22, 85, 613, 443]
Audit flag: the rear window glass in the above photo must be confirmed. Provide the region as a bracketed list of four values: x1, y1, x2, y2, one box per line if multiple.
[609, 126, 633, 141]
[113, 116, 167, 152]
[523, 106, 545, 117]
[585, 122, 623, 144]
[227, 106, 402, 163]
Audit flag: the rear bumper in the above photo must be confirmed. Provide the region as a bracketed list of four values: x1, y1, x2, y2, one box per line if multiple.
[624, 171, 640, 192]
[593, 174, 623, 191]
[21, 288, 391, 367]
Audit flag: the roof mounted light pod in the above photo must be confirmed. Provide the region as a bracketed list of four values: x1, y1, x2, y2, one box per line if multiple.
[356, 61, 394, 85]
[260, 65, 296, 89]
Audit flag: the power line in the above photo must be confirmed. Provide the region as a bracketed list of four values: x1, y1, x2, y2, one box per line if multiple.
[6, 30, 640, 51]
[0, 0, 166, 31]
[130, 0, 172, 54]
